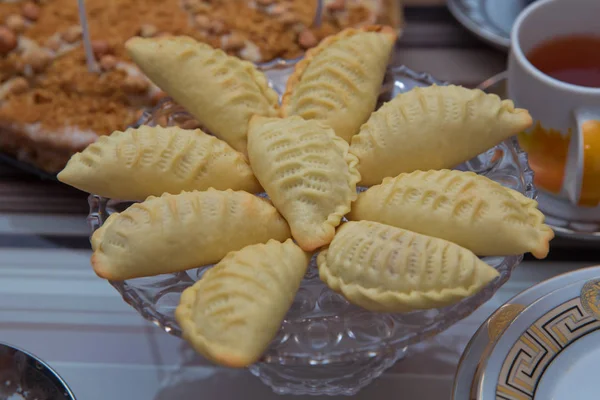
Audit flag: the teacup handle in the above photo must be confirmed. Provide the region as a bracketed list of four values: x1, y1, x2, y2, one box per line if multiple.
[561, 108, 598, 205]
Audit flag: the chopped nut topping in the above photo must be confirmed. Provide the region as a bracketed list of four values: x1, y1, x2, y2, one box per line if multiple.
[43, 35, 61, 51]
[221, 32, 245, 51]
[326, 0, 346, 12]
[208, 19, 227, 35]
[0, 26, 17, 55]
[6, 76, 29, 95]
[62, 25, 82, 43]
[139, 24, 158, 38]
[0, 0, 400, 173]
[5, 14, 26, 34]
[99, 54, 117, 71]
[268, 4, 286, 16]
[22, 47, 53, 72]
[91, 40, 111, 57]
[298, 29, 317, 49]
[122, 75, 149, 94]
[194, 14, 210, 30]
[239, 40, 262, 63]
[21, 2, 40, 21]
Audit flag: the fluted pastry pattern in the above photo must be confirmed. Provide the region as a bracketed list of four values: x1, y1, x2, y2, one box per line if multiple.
[350, 85, 533, 185]
[91, 189, 291, 280]
[58, 126, 261, 200]
[126, 36, 279, 154]
[281, 26, 396, 142]
[175, 239, 309, 368]
[247, 115, 361, 251]
[318, 221, 500, 312]
[347, 169, 554, 258]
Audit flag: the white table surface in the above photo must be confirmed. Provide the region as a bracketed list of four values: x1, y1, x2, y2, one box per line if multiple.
[0, 215, 594, 400]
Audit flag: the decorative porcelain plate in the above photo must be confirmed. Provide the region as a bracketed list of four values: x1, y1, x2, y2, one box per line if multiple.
[453, 264, 600, 400]
[87, 65, 536, 396]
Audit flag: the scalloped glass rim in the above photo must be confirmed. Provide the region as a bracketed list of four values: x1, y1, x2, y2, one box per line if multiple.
[88, 65, 537, 367]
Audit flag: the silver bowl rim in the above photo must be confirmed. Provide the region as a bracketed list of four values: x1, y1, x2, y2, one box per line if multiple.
[0, 341, 77, 400]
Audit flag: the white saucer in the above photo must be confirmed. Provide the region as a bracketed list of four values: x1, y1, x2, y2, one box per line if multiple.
[447, 0, 534, 50]
[453, 265, 600, 399]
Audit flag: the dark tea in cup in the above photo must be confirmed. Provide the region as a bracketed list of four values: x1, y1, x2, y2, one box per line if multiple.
[526, 35, 600, 88]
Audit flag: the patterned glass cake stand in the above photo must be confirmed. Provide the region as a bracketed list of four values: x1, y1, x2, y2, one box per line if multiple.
[87, 65, 536, 396]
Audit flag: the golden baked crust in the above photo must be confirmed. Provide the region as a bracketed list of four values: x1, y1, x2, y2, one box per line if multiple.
[175, 239, 309, 368]
[318, 221, 500, 313]
[247, 115, 360, 251]
[126, 36, 279, 155]
[57, 125, 262, 200]
[90, 189, 291, 280]
[349, 85, 533, 186]
[281, 25, 397, 111]
[280, 25, 397, 142]
[347, 169, 554, 259]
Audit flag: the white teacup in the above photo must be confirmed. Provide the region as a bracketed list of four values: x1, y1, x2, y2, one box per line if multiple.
[508, 0, 600, 222]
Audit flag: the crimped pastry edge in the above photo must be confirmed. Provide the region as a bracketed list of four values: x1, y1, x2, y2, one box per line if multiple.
[280, 25, 397, 117]
[317, 249, 499, 313]
[174, 238, 308, 368]
[350, 85, 532, 148]
[319, 122, 361, 247]
[247, 115, 362, 251]
[126, 36, 280, 135]
[57, 125, 262, 197]
[347, 170, 554, 259]
[89, 188, 290, 280]
[348, 85, 534, 186]
[505, 187, 555, 259]
[127, 35, 279, 112]
[90, 212, 119, 280]
[175, 281, 256, 368]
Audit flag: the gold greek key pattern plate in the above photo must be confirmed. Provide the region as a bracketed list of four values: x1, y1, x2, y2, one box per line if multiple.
[453, 266, 600, 400]
[496, 279, 600, 400]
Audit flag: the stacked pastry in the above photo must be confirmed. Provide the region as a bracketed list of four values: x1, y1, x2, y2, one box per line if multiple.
[57, 27, 553, 368]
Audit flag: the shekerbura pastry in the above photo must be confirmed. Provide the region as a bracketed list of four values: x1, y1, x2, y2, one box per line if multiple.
[247, 115, 361, 251]
[91, 189, 291, 280]
[318, 221, 499, 312]
[347, 169, 554, 259]
[281, 26, 396, 142]
[175, 239, 309, 368]
[58, 126, 261, 200]
[349, 85, 533, 185]
[126, 36, 279, 154]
